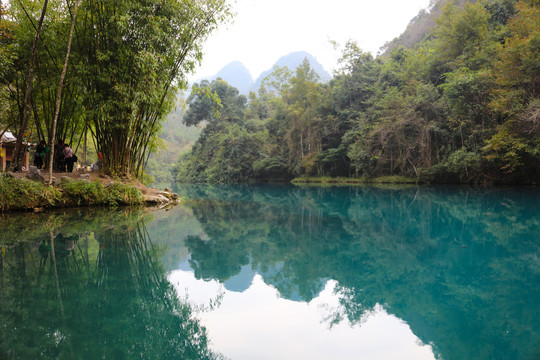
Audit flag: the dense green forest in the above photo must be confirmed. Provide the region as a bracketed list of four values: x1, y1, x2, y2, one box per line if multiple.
[176, 0, 540, 185]
[0, 0, 230, 178]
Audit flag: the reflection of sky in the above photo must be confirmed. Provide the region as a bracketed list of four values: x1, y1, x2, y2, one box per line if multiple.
[169, 270, 436, 360]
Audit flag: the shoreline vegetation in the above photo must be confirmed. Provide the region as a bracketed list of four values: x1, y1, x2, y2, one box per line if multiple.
[0, 172, 179, 213]
[173, 1, 540, 186]
[291, 175, 418, 184]
[2, 171, 537, 213]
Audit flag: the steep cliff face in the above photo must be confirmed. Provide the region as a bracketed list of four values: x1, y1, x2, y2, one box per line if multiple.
[381, 0, 481, 55]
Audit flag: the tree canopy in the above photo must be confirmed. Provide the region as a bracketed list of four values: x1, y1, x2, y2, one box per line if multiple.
[175, 0, 539, 184]
[0, 0, 231, 178]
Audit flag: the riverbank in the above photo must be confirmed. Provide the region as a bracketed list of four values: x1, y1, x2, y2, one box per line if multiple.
[0, 170, 179, 212]
[291, 175, 418, 184]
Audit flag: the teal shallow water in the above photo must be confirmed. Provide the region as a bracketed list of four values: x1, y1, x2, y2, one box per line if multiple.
[1, 184, 539, 359]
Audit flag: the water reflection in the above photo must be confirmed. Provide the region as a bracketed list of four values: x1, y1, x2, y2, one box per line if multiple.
[0, 209, 222, 360]
[169, 271, 436, 360]
[1, 185, 539, 360]
[173, 184, 540, 360]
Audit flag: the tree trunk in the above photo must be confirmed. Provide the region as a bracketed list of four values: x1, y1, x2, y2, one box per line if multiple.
[11, 0, 49, 171]
[83, 122, 87, 167]
[47, 0, 82, 185]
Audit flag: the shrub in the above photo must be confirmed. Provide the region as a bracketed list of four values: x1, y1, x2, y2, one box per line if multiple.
[60, 180, 142, 207]
[0, 176, 61, 211]
[0, 177, 143, 212]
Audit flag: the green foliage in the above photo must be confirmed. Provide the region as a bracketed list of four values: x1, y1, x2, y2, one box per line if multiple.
[60, 180, 143, 207]
[0, 177, 142, 211]
[183, 83, 223, 126]
[0, 3, 15, 124]
[253, 157, 290, 180]
[490, 0, 540, 115]
[440, 67, 494, 132]
[76, 0, 231, 177]
[444, 147, 483, 181]
[291, 175, 416, 184]
[2, 0, 231, 179]
[434, 2, 491, 67]
[176, 79, 264, 183]
[145, 97, 202, 187]
[173, 0, 539, 185]
[177, 124, 263, 183]
[0, 176, 61, 211]
[483, 120, 531, 172]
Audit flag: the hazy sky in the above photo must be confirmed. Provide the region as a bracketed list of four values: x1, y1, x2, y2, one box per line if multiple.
[192, 0, 432, 80]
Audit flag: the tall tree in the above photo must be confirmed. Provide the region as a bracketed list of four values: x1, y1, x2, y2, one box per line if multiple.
[79, 0, 231, 177]
[47, 0, 82, 185]
[11, 0, 49, 171]
[286, 59, 323, 175]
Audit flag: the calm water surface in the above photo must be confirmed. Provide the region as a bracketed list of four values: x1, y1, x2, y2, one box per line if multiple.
[1, 184, 539, 360]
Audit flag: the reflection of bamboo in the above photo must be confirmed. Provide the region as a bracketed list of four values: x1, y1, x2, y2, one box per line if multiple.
[50, 232, 74, 357]
[83, 234, 90, 278]
[0, 246, 4, 289]
[38, 244, 48, 278]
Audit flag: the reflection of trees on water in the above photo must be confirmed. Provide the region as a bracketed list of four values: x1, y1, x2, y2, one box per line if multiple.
[0, 209, 222, 360]
[178, 184, 540, 360]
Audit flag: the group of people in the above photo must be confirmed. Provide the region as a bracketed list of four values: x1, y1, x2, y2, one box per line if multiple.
[55, 139, 76, 172]
[33, 139, 77, 172]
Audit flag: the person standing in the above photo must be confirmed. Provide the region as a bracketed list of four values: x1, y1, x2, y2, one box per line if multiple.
[33, 140, 47, 169]
[63, 143, 74, 172]
[54, 139, 65, 171]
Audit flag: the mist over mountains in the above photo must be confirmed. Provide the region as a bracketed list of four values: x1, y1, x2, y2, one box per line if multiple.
[212, 61, 254, 95]
[200, 51, 332, 95]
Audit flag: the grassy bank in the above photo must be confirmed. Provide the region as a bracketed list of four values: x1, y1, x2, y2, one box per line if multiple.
[0, 176, 143, 212]
[291, 175, 418, 185]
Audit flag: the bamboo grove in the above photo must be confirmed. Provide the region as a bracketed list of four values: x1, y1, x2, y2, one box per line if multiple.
[176, 0, 540, 184]
[0, 0, 231, 178]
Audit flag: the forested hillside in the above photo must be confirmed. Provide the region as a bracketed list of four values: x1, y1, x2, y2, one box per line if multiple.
[176, 0, 539, 184]
[381, 0, 481, 54]
[146, 98, 201, 186]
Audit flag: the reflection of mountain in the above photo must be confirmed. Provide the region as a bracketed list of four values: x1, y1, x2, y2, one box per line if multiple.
[223, 264, 255, 292]
[146, 205, 204, 272]
[178, 184, 540, 360]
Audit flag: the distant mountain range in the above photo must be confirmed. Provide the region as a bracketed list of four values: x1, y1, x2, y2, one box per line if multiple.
[200, 51, 332, 95]
[213, 61, 254, 95]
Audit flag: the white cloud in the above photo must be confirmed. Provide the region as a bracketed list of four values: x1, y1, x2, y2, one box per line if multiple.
[193, 0, 431, 80]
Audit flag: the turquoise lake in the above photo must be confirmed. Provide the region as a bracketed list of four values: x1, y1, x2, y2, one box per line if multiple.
[1, 184, 539, 359]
